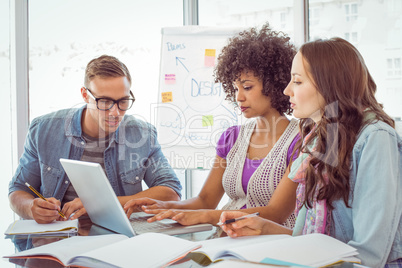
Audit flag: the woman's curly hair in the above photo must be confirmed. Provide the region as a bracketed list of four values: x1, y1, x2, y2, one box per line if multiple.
[214, 23, 296, 115]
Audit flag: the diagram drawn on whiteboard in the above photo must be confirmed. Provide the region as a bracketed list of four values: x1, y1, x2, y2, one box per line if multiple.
[156, 26, 245, 152]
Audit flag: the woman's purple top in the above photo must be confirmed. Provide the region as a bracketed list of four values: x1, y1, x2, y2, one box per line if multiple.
[216, 125, 300, 195]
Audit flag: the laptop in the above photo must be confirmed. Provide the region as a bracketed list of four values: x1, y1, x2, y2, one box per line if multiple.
[59, 158, 212, 238]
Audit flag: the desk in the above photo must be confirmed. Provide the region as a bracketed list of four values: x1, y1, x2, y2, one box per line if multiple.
[3, 218, 217, 268]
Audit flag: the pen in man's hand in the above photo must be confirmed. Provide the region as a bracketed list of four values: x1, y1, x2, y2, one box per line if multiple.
[25, 182, 67, 219]
[217, 212, 260, 226]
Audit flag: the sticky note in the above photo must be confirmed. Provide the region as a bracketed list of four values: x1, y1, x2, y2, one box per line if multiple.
[205, 49, 216, 57]
[161, 92, 173, 103]
[202, 115, 213, 127]
[165, 74, 176, 85]
[204, 49, 216, 67]
[204, 57, 215, 67]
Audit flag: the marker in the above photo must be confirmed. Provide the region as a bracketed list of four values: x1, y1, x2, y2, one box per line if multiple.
[217, 212, 260, 226]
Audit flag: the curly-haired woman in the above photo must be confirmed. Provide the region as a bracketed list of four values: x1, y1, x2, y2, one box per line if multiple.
[124, 23, 301, 229]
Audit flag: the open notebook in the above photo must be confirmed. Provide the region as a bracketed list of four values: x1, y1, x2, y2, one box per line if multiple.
[4, 232, 201, 268]
[59, 158, 212, 237]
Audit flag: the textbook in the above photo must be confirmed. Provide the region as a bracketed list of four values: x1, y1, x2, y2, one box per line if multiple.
[3, 233, 201, 268]
[4, 219, 79, 235]
[193, 233, 360, 267]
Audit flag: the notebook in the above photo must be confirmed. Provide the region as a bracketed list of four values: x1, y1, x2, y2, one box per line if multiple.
[59, 158, 212, 238]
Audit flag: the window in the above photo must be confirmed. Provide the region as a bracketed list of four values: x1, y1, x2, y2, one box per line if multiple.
[29, 0, 183, 122]
[309, 7, 320, 26]
[1, 0, 16, 257]
[280, 11, 287, 28]
[309, 0, 402, 119]
[386, 0, 402, 16]
[344, 31, 358, 44]
[344, 2, 358, 22]
[387, 58, 402, 77]
[380, 86, 402, 127]
[199, 0, 296, 41]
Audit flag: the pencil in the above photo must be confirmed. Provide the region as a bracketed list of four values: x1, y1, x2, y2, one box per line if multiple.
[25, 182, 66, 219]
[217, 212, 260, 226]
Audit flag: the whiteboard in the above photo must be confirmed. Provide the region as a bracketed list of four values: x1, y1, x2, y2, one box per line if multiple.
[155, 26, 245, 169]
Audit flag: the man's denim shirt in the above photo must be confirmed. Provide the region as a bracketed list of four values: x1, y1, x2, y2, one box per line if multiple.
[330, 120, 402, 267]
[9, 106, 182, 200]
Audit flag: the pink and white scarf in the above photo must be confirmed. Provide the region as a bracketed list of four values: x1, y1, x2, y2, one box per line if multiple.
[289, 126, 330, 235]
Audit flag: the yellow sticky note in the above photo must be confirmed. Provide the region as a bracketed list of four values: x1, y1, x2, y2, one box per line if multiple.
[205, 49, 216, 57]
[162, 92, 173, 103]
[202, 115, 213, 127]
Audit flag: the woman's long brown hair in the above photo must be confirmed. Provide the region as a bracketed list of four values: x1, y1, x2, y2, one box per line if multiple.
[298, 38, 394, 210]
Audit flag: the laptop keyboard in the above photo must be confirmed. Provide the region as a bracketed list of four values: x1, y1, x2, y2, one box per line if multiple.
[127, 212, 213, 235]
[129, 217, 173, 233]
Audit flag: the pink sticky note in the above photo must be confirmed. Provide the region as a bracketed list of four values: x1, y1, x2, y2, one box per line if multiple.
[204, 56, 215, 67]
[165, 74, 176, 85]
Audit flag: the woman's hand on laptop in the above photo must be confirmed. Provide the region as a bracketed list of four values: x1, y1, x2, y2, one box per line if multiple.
[142, 208, 214, 226]
[61, 198, 87, 220]
[124, 197, 171, 218]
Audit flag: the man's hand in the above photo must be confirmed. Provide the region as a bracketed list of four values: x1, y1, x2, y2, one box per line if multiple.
[61, 198, 87, 220]
[30, 197, 62, 224]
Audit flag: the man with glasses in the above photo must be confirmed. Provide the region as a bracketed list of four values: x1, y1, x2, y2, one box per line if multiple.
[9, 55, 182, 223]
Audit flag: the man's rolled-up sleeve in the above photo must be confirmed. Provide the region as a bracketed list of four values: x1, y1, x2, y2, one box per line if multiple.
[142, 126, 182, 198]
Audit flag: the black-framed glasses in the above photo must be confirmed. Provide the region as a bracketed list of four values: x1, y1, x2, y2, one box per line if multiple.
[85, 88, 135, 111]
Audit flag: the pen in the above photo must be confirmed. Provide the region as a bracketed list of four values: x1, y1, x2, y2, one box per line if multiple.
[217, 212, 260, 226]
[25, 182, 67, 219]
